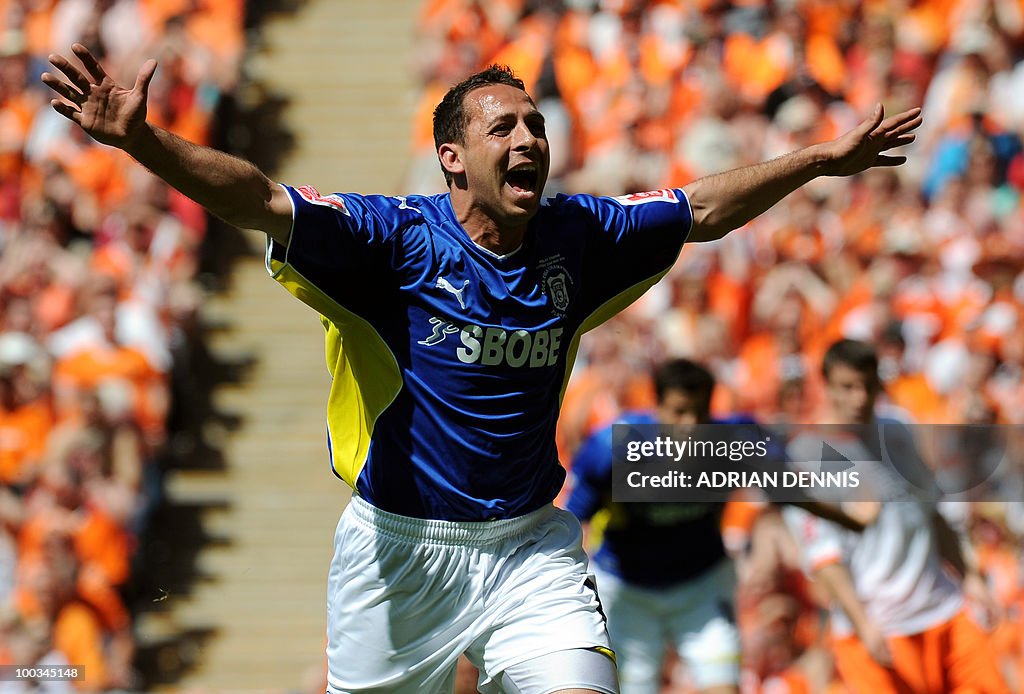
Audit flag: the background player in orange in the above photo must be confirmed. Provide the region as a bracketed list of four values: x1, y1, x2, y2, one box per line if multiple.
[784, 339, 1009, 694]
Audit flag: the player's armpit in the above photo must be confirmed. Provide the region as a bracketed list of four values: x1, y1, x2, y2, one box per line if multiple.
[263, 183, 294, 245]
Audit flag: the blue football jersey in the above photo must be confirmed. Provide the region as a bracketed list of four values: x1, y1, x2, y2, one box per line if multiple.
[566, 412, 728, 587]
[267, 184, 692, 520]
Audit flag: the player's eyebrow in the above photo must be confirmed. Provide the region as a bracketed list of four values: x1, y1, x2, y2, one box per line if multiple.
[484, 112, 516, 127]
[484, 109, 546, 128]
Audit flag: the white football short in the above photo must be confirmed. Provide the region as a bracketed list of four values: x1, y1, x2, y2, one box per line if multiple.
[593, 559, 740, 694]
[325, 495, 617, 694]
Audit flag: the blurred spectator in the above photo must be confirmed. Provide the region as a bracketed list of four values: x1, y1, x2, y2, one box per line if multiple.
[408, 0, 1024, 434]
[1, 0, 246, 688]
[410, 1, 1024, 692]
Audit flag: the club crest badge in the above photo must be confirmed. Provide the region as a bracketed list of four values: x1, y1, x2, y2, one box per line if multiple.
[541, 263, 572, 315]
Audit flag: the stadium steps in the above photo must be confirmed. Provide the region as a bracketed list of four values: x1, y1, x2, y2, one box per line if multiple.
[137, 258, 343, 692]
[245, 0, 422, 195]
[136, 0, 421, 690]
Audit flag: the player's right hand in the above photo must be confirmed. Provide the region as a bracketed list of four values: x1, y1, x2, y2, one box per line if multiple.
[42, 44, 157, 150]
[859, 621, 894, 668]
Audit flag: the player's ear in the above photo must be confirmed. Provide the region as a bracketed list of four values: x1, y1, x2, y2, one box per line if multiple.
[438, 143, 465, 177]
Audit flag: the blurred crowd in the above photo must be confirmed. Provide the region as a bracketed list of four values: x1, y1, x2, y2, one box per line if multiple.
[0, 0, 244, 690]
[410, 0, 1024, 692]
[3, 0, 1022, 690]
[410, 0, 1024, 434]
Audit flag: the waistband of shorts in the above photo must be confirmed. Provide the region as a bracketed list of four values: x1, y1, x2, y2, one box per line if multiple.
[346, 494, 556, 545]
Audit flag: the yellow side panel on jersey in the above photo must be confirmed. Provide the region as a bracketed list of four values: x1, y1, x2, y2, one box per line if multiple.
[588, 507, 612, 553]
[268, 259, 402, 488]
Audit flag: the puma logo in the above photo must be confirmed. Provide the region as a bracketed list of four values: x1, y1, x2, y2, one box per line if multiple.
[436, 277, 470, 310]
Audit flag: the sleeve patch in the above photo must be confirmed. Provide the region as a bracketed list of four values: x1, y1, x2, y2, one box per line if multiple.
[296, 185, 350, 215]
[614, 189, 679, 206]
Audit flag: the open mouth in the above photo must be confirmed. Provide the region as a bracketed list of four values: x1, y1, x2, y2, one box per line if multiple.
[505, 165, 539, 194]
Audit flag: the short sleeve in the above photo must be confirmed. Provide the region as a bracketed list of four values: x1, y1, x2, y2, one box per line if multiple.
[782, 505, 844, 573]
[568, 189, 693, 322]
[266, 184, 421, 313]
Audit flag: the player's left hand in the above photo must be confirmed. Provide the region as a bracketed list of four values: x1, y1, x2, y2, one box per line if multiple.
[824, 104, 922, 177]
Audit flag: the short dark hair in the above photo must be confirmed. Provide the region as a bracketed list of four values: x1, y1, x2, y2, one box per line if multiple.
[654, 359, 715, 405]
[822, 339, 879, 380]
[432, 65, 526, 185]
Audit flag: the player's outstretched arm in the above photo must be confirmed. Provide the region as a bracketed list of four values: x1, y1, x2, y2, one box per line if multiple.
[682, 104, 922, 243]
[814, 562, 894, 667]
[42, 44, 291, 244]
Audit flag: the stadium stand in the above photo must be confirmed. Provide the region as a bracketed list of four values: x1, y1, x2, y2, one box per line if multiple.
[409, 0, 1024, 428]
[0, 0, 249, 689]
[408, 1, 1024, 692]
[3, 0, 1023, 691]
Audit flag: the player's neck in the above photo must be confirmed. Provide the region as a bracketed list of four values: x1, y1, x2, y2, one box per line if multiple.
[452, 200, 528, 256]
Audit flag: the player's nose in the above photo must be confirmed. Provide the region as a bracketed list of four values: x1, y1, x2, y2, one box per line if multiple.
[511, 120, 537, 151]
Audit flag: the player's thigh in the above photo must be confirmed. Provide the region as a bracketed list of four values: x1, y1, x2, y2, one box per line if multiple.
[668, 561, 741, 691]
[325, 507, 476, 694]
[592, 566, 665, 694]
[472, 508, 615, 692]
[488, 647, 619, 694]
[943, 611, 1011, 694]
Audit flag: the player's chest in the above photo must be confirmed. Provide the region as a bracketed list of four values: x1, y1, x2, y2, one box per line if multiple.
[401, 247, 582, 369]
